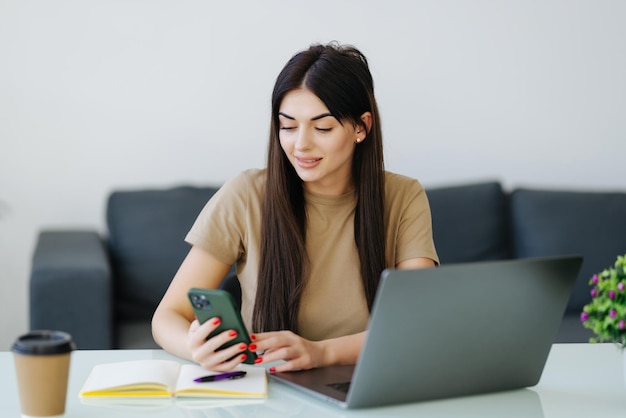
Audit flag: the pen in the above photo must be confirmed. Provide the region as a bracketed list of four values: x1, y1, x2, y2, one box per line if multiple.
[193, 371, 247, 383]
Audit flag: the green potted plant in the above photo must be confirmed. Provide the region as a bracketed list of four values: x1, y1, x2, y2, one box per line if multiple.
[581, 254, 626, 347]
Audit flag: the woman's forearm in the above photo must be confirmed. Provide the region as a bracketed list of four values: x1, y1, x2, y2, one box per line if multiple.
[151, 307, 194, 362]
[319, 331, 366, 366]
[151, 246, 231, 362]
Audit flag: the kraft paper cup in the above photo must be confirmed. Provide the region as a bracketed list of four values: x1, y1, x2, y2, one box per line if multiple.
[12, 330, 75, 417]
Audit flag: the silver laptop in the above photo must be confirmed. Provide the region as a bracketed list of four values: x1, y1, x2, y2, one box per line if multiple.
[270, 256, 583, 409]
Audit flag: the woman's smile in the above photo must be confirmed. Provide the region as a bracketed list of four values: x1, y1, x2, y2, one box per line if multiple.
[295, 156, 323, 168]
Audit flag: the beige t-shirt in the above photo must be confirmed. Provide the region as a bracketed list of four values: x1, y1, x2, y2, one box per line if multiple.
[186, 168, 438, 340]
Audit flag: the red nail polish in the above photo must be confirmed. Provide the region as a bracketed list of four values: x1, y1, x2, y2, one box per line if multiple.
[228, 330, 237, 337]
[248, 343, 257, 351]
[254, 357, 263, 364]
[250, 334, 257, 341]
[241, 354, 248, 361]
[239, 343, 247, 350]
[269, 367, 276, 373]
[212, 317, 221, 325]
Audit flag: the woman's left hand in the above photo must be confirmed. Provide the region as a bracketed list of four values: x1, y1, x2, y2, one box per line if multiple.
[251, 331, 326, 372]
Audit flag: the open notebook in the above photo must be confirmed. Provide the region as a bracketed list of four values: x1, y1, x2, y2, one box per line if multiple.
[79, 360, 267, 398]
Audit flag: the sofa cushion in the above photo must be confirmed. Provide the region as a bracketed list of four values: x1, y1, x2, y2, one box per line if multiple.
[107, 186, 220, 321]
[426, 182, 511, 264]
[511, 188, 626, 313]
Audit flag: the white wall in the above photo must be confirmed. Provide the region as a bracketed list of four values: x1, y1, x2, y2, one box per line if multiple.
[0, 0, 624, 350]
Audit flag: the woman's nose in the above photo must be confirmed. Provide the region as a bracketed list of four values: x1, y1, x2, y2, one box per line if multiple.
[295, 129, 312, 150]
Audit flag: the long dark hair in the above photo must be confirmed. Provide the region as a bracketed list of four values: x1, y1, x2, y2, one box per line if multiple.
[253, 43, 386, 333]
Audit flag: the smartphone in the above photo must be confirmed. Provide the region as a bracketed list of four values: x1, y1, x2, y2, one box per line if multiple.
[187, 288, 257, 365]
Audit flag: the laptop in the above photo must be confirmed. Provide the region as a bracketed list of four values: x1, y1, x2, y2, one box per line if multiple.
[270, 256, 583, 409]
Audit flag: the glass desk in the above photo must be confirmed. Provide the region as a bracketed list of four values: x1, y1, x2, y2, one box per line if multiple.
[1, 343, 624, 417]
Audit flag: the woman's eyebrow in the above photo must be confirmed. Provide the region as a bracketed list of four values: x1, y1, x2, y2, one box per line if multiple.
[311, 113, 333, 121]
[278, 112, 295, 120]
[278, 112, 334, 121]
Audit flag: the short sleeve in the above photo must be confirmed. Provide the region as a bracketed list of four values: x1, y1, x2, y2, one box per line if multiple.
[385, 173, 439, 266]
[185, 171, 253, 265]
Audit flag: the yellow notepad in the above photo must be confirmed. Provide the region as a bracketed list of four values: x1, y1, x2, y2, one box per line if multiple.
[79, 360, 267, 398]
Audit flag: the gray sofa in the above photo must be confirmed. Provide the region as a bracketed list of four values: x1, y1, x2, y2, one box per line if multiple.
[30, 181, 626, 349]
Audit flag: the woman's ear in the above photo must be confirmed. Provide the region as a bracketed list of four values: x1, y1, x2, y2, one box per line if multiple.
[359, 112, 373, 134]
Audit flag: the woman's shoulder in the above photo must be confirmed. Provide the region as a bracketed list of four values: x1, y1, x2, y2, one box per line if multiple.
[207, 168, 267, 208]
[383, 171, 432, 224]
[223, 168, 267, 191]
[384, 171, 425, 195]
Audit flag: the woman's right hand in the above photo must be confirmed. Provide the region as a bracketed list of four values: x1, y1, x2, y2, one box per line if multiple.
[187, 317, 250, 371]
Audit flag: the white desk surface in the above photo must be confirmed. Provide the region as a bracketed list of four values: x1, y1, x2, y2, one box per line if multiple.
[1, 343, 625, 417]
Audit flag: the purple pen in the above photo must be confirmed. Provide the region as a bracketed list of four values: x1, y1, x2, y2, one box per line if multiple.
[194, 370, 247, 383]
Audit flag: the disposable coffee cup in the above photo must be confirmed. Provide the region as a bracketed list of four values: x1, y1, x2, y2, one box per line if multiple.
[12, 330, 75, 417]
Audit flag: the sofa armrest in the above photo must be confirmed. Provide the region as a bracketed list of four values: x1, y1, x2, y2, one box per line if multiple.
[30, 230, 113, 349]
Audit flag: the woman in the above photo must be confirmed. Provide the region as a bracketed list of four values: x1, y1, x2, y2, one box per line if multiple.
[152, 43, 438, 373]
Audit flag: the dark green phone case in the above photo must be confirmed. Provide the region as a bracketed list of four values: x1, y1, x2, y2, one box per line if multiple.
[187, 288, 257, 365]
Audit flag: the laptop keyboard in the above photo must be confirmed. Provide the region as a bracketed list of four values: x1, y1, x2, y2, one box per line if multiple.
[327, 381, 351, 393]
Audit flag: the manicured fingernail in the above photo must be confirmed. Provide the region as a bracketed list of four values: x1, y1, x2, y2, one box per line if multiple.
[240, 354, 248, 361]
[239, 343, 247, 350]
[248, 343, 257, 351]
[228, 330, 237, 337]
[212, 317, 221, 325]
[254, 356, 263, 364]
[250, 334, 257, 341]
[269, 367, 276, 373]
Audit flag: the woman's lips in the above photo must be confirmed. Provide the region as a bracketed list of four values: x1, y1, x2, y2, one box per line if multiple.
[295, 157, 322, 168]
